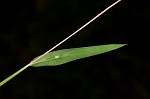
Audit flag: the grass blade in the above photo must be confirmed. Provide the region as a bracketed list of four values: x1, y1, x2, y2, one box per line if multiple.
[32, 44, 126, 67]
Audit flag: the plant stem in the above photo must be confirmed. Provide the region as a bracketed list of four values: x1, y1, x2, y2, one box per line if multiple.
[0, 65, 29, 87]
[0, 0, 121, 87]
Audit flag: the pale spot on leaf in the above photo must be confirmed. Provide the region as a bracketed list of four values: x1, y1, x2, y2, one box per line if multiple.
[55, 56, 59, 58]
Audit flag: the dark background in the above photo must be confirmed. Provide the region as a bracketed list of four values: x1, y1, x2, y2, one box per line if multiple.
[0, 0, 150, 99]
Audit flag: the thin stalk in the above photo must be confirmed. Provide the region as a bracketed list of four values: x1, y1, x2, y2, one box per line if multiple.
[0, 65, 29, 86]
[0, 0, 121, 87]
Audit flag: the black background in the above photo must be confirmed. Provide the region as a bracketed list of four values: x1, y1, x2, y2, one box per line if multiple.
[0, 0, 150, 99]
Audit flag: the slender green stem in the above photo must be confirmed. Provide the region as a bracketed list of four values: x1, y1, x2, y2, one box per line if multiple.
[0, 65, 29, 87]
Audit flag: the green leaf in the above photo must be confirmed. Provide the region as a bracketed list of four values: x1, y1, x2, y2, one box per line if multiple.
[32, 44, 126, 67]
